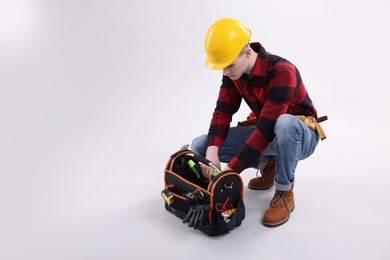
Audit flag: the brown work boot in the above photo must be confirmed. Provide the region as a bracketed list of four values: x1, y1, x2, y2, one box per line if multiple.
[248, 156, 276, 190]
[263, 189, 295, 227]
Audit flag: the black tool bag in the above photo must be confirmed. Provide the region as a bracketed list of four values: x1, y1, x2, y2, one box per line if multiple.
[161, 149, 245, 236]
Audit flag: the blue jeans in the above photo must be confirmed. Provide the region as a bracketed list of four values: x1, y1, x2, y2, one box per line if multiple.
[191, 114, 319, 191]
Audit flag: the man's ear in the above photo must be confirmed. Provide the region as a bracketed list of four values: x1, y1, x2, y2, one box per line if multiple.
[245, 48, 251, 58]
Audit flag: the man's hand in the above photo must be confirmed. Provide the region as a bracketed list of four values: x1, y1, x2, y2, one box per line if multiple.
[200, 146, 221, 179]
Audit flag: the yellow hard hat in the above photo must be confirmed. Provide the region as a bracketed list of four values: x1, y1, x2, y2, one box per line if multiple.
[204, 18, 252, 70]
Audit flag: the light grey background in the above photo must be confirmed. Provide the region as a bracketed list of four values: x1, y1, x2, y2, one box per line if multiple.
[1, 0, 389, 259]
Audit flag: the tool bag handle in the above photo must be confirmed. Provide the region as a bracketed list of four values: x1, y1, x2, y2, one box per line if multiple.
[192, 153, 221, 174]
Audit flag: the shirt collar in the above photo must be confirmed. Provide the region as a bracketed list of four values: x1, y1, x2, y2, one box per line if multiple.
[248, 42, 268, 77]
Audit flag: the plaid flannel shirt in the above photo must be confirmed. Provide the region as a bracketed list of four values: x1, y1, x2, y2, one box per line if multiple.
[207, 42, 318, 173]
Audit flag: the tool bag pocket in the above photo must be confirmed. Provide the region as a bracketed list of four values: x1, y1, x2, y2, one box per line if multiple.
[208, 172, 245, 234]
[162, 149, 245, 236]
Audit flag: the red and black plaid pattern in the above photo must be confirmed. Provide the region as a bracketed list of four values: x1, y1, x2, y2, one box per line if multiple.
[207, 42, 318, 173]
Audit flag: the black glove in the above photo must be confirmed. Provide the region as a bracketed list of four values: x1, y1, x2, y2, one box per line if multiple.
[182, 189, 208, 229]
[182, 203, 209, 230]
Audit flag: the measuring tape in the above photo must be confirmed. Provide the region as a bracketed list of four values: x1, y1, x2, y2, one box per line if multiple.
[161, 189, 174, 205]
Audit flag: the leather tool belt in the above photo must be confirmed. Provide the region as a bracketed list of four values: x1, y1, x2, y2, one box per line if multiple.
[238, 114, 328, 140]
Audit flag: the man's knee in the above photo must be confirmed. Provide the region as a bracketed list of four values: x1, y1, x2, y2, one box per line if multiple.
[276, 114, 296, 127]
[190, 134, 208, 156]
[274, 114, 301, 138]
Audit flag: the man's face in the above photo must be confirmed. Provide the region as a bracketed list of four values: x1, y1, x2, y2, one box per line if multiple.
[222, 52, 248, 80]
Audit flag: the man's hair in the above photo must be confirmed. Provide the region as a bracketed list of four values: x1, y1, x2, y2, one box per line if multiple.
[238, 42, 250, 56]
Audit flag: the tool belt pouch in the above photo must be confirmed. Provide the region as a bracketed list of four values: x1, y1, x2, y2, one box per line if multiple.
[295, 115, 327, 140]
[162, 149, 245, 236]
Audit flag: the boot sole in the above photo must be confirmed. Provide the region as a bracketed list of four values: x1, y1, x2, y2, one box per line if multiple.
[262, 204, 295, 228]
[248, 182, 274, 190]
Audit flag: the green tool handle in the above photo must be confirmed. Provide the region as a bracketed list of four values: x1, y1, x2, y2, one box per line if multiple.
[188, 160, 201, 178]
[188, 159, 218, 178]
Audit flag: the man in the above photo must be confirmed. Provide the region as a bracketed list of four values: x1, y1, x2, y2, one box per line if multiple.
[191, 18, 326, 227]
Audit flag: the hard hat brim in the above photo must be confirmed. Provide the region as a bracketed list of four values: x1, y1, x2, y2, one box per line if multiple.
[205, 57, 233, 70]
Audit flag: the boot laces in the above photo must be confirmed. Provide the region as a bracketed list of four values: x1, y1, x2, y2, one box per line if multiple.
[255, 168, 262, 178]
[270, 191, 287, 208]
